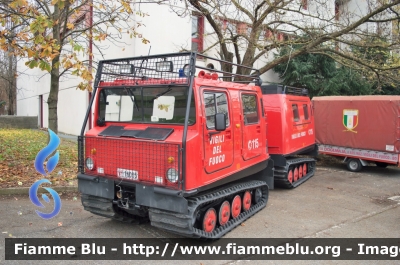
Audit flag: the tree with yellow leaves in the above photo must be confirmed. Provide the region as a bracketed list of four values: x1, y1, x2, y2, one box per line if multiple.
[0, 0, 150, 132]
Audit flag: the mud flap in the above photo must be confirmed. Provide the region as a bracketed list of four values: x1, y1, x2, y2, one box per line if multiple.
[265, 160, 275, 189]
[136, 184, 188, 214]
[248, 159, 274, 189]
[78, 174, 115, 199]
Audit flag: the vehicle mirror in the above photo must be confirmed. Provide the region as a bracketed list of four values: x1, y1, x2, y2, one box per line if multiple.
[214, 113, 226, 131]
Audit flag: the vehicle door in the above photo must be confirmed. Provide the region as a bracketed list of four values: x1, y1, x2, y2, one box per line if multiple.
[202, 88, 234, 173]
[241, 92, 263, 160]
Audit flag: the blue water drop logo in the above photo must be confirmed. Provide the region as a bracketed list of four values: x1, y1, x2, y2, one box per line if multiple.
[30, 129, 62, 219]
[34, 129, 60, 176]
[29, 179, 61, 219]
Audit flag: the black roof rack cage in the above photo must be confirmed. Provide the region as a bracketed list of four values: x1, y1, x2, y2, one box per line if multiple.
[261, 84, 308, 96]
[95, 52, 261, 88]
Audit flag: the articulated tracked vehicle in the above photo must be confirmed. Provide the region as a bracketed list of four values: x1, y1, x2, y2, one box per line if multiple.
[262, 85, 317, 189]
[77, 52, 316, 238]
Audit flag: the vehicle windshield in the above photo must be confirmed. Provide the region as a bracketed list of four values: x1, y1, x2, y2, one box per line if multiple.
[98, 86, 196, 125]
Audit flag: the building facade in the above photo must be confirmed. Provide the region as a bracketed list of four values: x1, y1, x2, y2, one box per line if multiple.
[16, 0, 392, 135]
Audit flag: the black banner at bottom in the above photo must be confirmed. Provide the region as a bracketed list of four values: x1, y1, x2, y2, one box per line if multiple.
[5, 238, 400, 260]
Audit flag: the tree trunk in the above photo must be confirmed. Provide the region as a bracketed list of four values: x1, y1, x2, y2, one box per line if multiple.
[7, 84, 14, 115]
[7, 52, 15, 115]
[48, 3, 63, 133]
[220, 48, 233, 81]
[48, 55, 60, 133]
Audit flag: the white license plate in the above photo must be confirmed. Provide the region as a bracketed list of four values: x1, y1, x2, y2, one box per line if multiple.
[117, 168, 139, 180]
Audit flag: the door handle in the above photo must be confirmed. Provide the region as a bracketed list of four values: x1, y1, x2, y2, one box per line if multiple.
[256, 126, 261, 133]
[208, 131, 221, 136]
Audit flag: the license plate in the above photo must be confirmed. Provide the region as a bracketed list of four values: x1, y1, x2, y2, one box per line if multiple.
[117, 168, 139, 180]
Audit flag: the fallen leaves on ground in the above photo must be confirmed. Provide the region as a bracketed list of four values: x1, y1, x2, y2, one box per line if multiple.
[0, 129, 78, 189]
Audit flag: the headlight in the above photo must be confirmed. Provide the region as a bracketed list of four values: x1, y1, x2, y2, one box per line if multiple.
[166, 168, 178, 183]
[85, 157, 95, 170]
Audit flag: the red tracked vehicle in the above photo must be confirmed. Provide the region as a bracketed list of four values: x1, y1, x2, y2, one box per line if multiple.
[261, 85, 317, 188]
[77, 52, 316, 238]
[78, 52, 271, 239]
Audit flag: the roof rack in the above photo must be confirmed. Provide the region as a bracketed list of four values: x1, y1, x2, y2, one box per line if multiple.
[261, 84, 308, 96]
[95, 52, 261, 88]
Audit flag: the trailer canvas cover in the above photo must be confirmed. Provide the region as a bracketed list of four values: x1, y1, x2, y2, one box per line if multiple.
[312, 96, 400, 154]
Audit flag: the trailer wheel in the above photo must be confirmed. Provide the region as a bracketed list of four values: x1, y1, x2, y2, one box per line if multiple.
[346, 158, 362, 172]
[375, 162, 388, 168]
[303, 163, 307, 176]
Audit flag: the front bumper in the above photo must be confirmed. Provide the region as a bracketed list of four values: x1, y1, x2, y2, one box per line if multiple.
[77, 174, 188, 214]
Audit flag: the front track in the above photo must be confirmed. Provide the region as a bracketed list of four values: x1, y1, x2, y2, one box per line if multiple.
[149, 180, 268, 239]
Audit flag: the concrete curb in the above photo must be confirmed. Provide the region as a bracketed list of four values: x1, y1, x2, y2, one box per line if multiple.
[0, 186, 78, 195]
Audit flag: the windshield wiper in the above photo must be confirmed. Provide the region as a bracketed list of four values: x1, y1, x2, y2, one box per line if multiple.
[124, 88, 139, 112]
[153, 87, 172, 100]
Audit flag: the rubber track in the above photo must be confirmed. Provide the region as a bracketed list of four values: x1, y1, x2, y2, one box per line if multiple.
[149, 180, 268, 239]
[274, 157, 316, 189]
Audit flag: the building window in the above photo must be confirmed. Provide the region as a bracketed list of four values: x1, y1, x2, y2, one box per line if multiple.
[302, 0, 307, 10]
[192, 15, 204, 52]
[292, 104, 300, 122]
[260, 30, 286, 42]
[237, 23, 249, 35]
[266, 29, 274, 40]
[277, 33, 285, 41]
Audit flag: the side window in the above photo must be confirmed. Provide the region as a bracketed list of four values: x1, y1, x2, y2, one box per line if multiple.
[303, 104, 309, 120]
[292, 104, 300, 122]
[192, 15, 204, 52]
[204, 92, 230, 129]
[242, 94, 259, 124]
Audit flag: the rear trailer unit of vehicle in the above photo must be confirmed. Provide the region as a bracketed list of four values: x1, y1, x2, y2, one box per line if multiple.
[313, 96, 400, 172]
[261, 85, 317, 188]
[77, 52, 272, 238]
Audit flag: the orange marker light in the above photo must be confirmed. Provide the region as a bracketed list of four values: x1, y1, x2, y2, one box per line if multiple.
[91, 148, 97, 155]
[167, 157, 175, 164]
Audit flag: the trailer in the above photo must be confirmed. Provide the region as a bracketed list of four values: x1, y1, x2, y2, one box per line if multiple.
[312, 96, 400, 172]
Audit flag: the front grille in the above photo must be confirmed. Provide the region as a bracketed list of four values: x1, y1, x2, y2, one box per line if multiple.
[78, 136, 181, 189]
